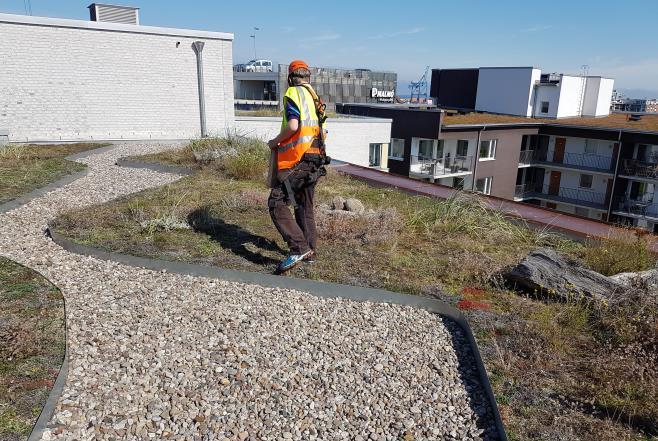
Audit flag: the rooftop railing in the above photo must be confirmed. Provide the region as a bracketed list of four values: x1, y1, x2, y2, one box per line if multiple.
[612, 194, 658, 219]
[410, 155, 474, 178]
[518, 183, 607, 207]
[533, 149, 613, 171]
[518, 149, 534, 165]
[619, 159, 658, 179]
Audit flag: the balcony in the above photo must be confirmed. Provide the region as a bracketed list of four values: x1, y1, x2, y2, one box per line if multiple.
[611, 194, 658, 220]
[531, 150, 614, 173]
[410, 155, 474, 179]
[518, 150, 534, 166]
[619, 159, 658, 180]
[516, 183, 607, 209]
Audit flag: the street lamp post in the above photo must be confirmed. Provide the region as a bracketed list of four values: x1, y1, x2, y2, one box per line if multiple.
[250, 27, 260, 60]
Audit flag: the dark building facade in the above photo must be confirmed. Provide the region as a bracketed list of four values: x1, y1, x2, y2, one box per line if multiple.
[430, 69, 479, 110]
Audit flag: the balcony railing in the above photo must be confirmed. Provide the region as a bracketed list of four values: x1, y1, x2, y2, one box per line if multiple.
[518, 149, 534, 165]
[612, 194, 658, 219]
[410, 155, 474, 178]
[533, 150, 613, 171]
[517, 183, 607, 207]
[619, 159, 658, 179]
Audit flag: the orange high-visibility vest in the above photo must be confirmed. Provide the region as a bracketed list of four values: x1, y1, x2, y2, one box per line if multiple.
[277, 85, 321, 170]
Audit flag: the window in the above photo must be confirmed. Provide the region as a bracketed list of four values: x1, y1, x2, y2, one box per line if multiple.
[456, 140, 469, 157]
[584, 139, 597, 154]
[418, 139, 434, 159]
[453, 177, 465, 190]
[436, 139, 445, 159]
[475, 177, 493, 195]
[574, 207, 590, 218]
[541, 101, 550, 113]
[479, 139, 497, 160]
[390, 138, 405, 159]
[369, 143, 382, 167]
[579, 174, 593, 189]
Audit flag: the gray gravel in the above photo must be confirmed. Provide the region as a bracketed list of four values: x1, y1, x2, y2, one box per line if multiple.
[0, 143, 497, 440]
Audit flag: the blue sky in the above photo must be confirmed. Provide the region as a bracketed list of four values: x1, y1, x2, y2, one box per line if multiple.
[3, 0, 658, 96]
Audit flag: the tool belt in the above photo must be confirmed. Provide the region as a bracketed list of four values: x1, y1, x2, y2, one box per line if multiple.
[281, 154, 327, 208]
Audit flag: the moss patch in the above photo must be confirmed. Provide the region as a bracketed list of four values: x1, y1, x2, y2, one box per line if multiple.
[0, 257, 65, 441]
[0, 143, 109, 204]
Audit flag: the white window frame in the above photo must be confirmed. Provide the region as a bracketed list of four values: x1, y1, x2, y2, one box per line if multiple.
[579, 174, 593, 189]
[417, 138, 435, 159]
[479, 139, 497, 161]
[369, 143, 382, 167]
[456, 140, 469, 157]
[584, 139, 597, 155]
[389, 138, 405, 160]
[475, 176, 493, 195]
[540, 101, 550, 114]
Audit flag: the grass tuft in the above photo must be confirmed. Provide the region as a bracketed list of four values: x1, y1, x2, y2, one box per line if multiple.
[581, 231, 655, 276]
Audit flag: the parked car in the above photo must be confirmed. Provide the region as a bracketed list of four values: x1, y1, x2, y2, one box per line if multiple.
[244, 59, 273, 73]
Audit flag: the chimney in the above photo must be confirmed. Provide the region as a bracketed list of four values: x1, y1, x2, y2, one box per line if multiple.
[88, 3, 139, 25]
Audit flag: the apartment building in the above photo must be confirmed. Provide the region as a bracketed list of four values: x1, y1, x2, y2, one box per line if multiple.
[430, 67, 614, 118]
[337, 103, 658, 233]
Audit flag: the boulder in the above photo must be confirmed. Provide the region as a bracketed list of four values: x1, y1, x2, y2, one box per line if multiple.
[610, 269, 658, 290]
[331, 195, 346, 211]
[344, 198, 365, 214]
[504, 248, 625, 301]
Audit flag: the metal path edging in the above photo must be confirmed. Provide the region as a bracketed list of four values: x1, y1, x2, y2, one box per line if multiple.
[112, 155, 508, 440]
[49, 230, 508, 441]
[114, 157, 196, 176]
[0, 144, 117, 215]
[1, 145, 116, 439]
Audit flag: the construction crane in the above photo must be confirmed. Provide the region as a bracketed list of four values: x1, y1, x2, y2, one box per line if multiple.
[409, 66, 430, 103]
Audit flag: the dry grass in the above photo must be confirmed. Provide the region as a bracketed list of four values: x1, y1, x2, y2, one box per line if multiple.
[0, 142, 109, 204]
[51, 138, 658, 440]
[0, 257, 65, 440]
[580, 231, 655, 276]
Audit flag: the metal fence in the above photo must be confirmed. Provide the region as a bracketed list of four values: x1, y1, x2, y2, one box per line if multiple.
[410, 155, 475, 178]
[533, 150, 613, 171]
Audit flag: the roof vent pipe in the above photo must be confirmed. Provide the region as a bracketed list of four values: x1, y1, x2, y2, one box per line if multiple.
[192, 41, 208, 138]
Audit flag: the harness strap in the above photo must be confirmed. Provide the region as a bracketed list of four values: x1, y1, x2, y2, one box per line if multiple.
[282, 177, 298, 208]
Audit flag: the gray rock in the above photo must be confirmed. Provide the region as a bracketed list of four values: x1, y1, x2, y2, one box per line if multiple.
[504, 248, 624, 301]
[331, 195, 346, 211]
[610, 268, 658, 290]
[344, 198, 365, 214]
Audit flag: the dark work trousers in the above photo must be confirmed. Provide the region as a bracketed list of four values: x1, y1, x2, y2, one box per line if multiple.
[268, 161, 319, 255]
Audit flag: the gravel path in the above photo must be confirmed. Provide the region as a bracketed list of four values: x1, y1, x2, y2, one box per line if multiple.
[0, 143, 497, 440]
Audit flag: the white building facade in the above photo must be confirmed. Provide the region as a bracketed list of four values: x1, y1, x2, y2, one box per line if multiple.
[234, 116, 393, 169]
[474, 67, 614, 119]
[0, 12, 234, 142]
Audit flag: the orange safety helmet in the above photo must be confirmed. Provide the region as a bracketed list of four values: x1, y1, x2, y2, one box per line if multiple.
[288, 60, 309, 74]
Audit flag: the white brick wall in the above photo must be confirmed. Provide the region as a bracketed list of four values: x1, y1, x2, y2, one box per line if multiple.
[234, 116, 392, 167]
[0, 13, 234, 142]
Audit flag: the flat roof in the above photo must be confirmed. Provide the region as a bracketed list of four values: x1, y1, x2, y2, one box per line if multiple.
[442, 112, 658, 134]
[0, 12, 233, 40]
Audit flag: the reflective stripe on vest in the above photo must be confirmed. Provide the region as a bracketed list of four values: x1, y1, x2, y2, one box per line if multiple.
[278, 85, 321, 170]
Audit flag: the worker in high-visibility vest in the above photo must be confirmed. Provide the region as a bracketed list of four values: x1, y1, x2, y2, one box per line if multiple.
[267, 60, 328, 273]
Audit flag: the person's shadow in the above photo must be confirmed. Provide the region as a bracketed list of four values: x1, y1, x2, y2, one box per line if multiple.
[187, 206, 285, 266]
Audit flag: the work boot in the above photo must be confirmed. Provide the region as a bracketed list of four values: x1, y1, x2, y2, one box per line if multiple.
[303, 249, 317, 263]
[276, 250, 312, 273]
